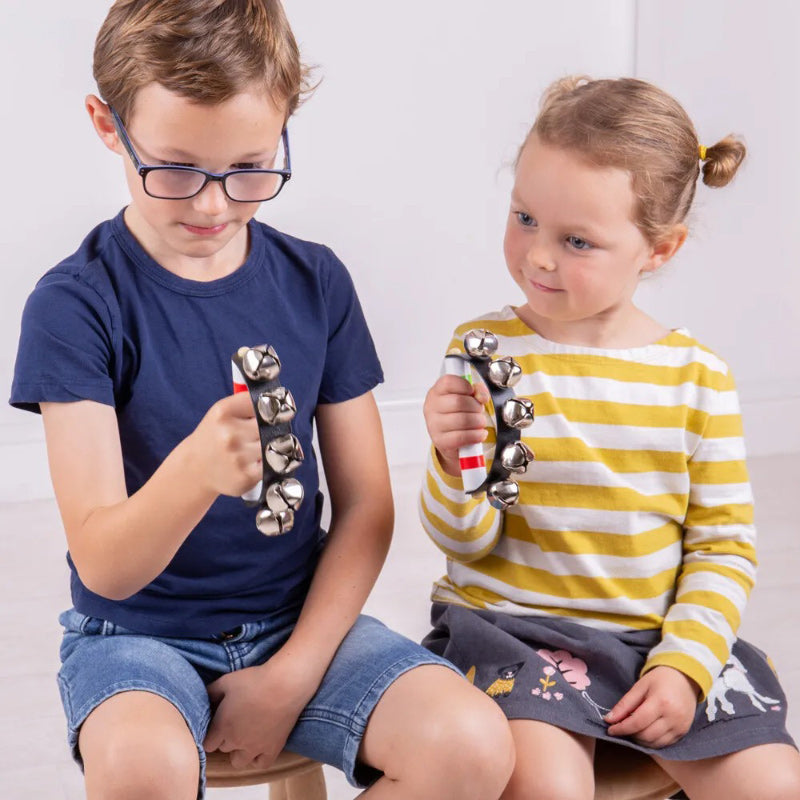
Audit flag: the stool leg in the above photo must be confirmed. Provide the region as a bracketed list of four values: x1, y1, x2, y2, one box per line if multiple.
[269, 764, 327, 800]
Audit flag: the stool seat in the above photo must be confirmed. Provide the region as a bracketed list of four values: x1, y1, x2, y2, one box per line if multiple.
[594, 740, 684, 800]
[206, 749, 327, 798]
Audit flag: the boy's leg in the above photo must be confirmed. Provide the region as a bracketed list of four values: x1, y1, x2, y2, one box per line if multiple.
[356, 663, 515, 799]
[283, 615, 514, 800]
[654, 743, 800, 800]
[58, 614, 212, 799]
[79, 690, 199, 800]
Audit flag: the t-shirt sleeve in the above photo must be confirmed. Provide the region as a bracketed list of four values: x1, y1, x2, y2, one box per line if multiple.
[317, 251, 383, 404]
[10, 272, 116, 413]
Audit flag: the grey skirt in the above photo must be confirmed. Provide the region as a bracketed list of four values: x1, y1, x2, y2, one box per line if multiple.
[423, 603, 796, 760]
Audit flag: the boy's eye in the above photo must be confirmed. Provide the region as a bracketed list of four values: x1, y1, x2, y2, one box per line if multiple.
[516, 212, 536, 227]
[566, 235, 592, 251]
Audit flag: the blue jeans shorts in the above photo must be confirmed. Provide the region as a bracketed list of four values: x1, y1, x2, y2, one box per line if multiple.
[57, 607, 455, 798]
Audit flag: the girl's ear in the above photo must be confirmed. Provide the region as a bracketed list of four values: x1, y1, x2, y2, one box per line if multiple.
[641, 224, 688, 275]
[85, 94, 123, 155]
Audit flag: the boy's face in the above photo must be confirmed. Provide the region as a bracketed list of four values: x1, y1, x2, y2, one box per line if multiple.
[96, 83, 287, 280]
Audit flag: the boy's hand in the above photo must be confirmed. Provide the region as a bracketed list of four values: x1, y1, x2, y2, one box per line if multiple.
[423, 374, 490, 477]
[203, 649, 317, 769]
[186, 391, 262, 498]
[605, 665, 700, 748]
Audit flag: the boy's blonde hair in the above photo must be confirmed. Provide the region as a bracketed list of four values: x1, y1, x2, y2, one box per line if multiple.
[94, 0, 313, 123]
[523, 76, 746, 243]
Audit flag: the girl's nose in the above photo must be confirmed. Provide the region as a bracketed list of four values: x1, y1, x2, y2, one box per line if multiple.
[527, 242, 556, 272]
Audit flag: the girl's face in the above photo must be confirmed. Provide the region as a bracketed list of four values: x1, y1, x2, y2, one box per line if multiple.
[503, 136, 673, 345]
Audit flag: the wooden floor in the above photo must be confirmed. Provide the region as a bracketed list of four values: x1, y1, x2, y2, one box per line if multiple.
[1, 452, 798, 799]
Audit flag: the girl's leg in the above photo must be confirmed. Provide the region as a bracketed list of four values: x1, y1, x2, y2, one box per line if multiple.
[501, 720, 595, 800]
[356, 664, 515, 800]
[654, 743, 800, 800]
[79, 690, 200, 800]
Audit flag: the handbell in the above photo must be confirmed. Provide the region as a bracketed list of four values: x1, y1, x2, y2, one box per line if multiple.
[499, 441, 535, 474]
[501, 397, 534, 429]
[257, 387, 297, 425]
[487, 480, 520, 510]
[463, 329, 499, 359]
[265, 434, 304, 475]
[265, 478, 304, 513]
[487, 356, 522, 389]
[241, 345, 281, 382]
[255, 507, 295, 536]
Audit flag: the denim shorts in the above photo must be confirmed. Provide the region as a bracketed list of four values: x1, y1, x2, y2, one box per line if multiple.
[57, 607, 456, 798]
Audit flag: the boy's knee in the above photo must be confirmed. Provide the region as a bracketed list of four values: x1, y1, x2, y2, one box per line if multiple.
[80, 692, 200, 799]
[419, 692, 515, 798]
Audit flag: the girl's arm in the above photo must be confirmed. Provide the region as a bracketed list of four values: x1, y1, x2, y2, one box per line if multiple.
[41, 392, 261, 600]
[419, 373, 503, 562]
[642, 374, 757, 699]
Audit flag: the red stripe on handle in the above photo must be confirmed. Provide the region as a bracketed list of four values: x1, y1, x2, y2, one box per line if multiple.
[233, 382, 248, 394]
[459, 454, 486, 470]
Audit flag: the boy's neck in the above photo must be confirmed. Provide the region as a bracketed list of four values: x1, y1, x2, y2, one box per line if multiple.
[122, 205, 251, 282]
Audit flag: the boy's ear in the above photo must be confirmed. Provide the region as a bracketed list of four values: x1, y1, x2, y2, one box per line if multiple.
[641, 224, 688, 275]
[85, 94, 123, 155]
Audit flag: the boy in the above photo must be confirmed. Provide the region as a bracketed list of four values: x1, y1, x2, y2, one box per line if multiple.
[9, 2, 513, 798]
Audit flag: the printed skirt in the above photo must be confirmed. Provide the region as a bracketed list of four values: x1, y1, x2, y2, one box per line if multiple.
[423, 603, 796, 760]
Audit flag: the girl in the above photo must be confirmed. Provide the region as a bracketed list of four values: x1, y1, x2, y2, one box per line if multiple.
[420, 76, 800, 800]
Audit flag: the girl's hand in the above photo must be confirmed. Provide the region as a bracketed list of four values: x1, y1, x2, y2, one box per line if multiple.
[423, 374, 490, 477]
[203, 649, 317, 769]
[605, 666, 700, 748]
[186, 391, 262, 498]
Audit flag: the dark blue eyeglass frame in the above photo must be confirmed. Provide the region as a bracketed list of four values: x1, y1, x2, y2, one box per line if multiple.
[109, 107, 292, 202]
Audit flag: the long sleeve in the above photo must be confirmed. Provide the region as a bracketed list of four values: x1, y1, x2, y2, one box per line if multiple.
[419, 443, 502, 563]
[642, 371, 757, 697]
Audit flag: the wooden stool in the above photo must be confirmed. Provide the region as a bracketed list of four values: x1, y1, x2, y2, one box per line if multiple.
[594, 740, 686, 800]
[206, 750, 327, 799]
[206, 741, 685, 800]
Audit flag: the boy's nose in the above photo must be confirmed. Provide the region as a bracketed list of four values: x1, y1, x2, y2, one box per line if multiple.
[192, 179, 229, 215]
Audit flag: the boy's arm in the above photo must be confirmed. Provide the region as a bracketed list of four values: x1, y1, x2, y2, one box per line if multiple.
[203, 390, 393, 765]
[279, 389, 393, 678]
[41, 392, 261, 600]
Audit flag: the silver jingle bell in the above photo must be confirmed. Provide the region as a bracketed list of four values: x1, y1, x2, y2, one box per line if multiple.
[463, 329, 499, 359]
[500, 441, 535, 474]
[255, 507, 295, 536]
[241, 345, 282, 382]
[487, 480, 520, 510]
[265, 477, 304, 513]
[487, 356, 522, 389]
[257, 387, 297, 425]
[265, 433, 304, 475]
[501, 397, 534, 429]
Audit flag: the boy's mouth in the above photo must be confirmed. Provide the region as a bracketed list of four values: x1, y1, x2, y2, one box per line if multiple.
[182, 222, 228, 236]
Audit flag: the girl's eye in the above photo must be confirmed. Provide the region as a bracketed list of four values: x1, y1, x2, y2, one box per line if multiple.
[516, 212, 536, 227]
[567, 235, 592, 251]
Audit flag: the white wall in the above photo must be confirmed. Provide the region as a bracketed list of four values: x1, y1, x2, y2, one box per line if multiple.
[4, 1, 797, 502]
[0, 0, 635, 500]
[634, 0, 800, 461]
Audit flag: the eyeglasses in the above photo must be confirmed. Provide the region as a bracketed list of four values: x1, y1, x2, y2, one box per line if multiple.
[110, 108, 291, 202]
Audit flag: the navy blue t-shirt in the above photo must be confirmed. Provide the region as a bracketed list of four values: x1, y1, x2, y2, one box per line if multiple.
[10, 210, 383, 636]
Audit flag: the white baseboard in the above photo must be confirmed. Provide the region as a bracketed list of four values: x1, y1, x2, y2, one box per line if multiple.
[2, 393, 798, 504]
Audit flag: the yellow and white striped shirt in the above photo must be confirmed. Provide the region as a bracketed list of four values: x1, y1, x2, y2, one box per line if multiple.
[419, 307, 757, 697]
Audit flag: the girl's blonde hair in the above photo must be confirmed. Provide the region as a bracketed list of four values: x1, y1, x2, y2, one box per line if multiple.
[93, 0, 314, 123]
[523, 76, 746, 243]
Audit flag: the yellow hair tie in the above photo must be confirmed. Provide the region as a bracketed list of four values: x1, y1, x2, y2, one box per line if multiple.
[698, 144, 708, 161]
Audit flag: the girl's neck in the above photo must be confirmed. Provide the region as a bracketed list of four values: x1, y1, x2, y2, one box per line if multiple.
[515, 303, 669, 350]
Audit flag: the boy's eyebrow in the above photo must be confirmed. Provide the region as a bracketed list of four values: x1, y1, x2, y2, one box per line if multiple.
[155, 145, 278, 162]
